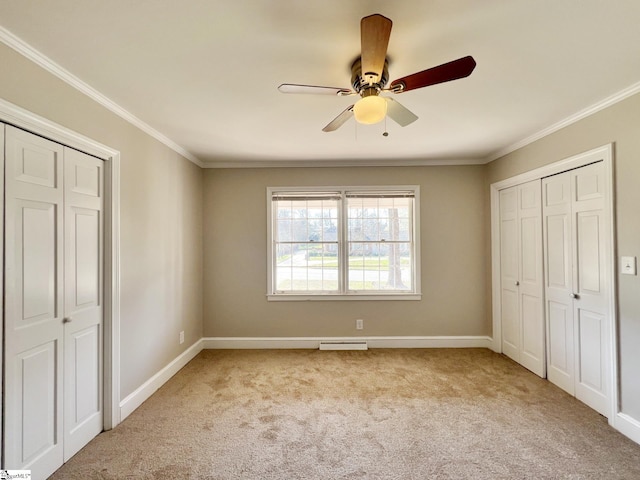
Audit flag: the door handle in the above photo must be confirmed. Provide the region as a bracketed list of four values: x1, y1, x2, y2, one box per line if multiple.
[515, 281, 520, 286]
[570, 293, 579, 299]
[63, 317, 72, 323]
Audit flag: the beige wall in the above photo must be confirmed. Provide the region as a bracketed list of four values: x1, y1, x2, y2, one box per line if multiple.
[486, 92, 640, 422]
[203, 166, 488, 338]
[0, 43, 204, 399]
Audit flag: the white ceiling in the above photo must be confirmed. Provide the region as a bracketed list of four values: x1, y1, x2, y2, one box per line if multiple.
[1, 1, 640, 167]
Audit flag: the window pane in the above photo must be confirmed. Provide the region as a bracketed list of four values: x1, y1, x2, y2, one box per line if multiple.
[322, 219, 338, 241]
[274, 200, 292, 217]
[347, 243, 368, 290]
[398, 219, 411, 240]
[348, 199, 364, 237]
[347, 241, 413, 291]
[276, 219, 291, 242]
[362, 214, 381, 241]
[308, 217, 322, 242]
[275, 242, 339, 292]
[396, 204, 410, 219]
[348, 218, 364, 241]
[291, 219, 309, 242]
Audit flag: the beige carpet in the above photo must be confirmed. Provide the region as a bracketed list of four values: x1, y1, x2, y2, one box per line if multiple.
[51, 349, 640, 479]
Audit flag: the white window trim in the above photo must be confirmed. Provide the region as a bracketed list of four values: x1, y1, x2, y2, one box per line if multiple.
[266, 185, 421, 301]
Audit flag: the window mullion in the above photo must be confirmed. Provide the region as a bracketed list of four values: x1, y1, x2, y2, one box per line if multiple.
[305, 200, 309, 291]
[340, 192, 348, 294]
[410, 200, 416, 290]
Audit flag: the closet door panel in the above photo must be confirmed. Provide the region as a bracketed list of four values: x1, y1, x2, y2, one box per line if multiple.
[520, 217, 538, 284]
[4, 126, 65, 478]
[521, 293, 544, 365]
[17, 342, 57, 464]
[548, 315, 574, 393]
[499, 180, 544, 377]
[501, 288, 520, 359]
[63, 147, 104, 461]
[546, 215, 571, 289]
[571, 162, 609, 416]
[517, 181, 545, 377]
[577, 309, 604, 391]
[19, 200, 58, 321]
[543, 173, 574, 394]
[547, 301, 572, 384]
[574, 164, 604, 201]
[576, 212, 602, 294]
[500, 187, 520, 361]
[543, 161, 611, 417]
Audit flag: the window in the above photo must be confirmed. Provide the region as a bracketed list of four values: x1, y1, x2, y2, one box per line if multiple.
[268, 186, 420, 300]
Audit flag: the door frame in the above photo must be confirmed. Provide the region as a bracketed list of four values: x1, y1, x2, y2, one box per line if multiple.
[0, 98, 122, 461]
[490, 143, 617, 422]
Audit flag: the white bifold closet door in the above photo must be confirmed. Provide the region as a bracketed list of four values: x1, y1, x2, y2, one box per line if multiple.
[543, 161, 611, 417]
[4, 125, 104, 479]
[499, 179, 545, 377]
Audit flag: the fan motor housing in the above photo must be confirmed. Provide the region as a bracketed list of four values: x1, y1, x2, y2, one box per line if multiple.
[351, 57, 389, 94]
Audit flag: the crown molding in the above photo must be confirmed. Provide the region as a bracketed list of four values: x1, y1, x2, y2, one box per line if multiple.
[0, 26, 204, 168]
[486, 80, 640, 163]
[201, 156, 485, 169]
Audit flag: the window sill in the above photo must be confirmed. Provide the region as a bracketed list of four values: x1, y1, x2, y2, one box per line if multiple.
[267, 293, 422, 302]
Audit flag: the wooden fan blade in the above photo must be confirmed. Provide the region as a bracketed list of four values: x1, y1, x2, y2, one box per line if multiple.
[385, 98, 418, 127]
[390, 56, 476, 93]
[278, 84, 353, 95]
[322, 105, 354, 132]
[360, 14, 392, 84]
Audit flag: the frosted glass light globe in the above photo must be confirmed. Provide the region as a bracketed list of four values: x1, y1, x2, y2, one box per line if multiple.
[353, 95, 387, 124]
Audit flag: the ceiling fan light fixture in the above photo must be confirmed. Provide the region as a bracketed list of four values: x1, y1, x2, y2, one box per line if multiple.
[353, 94, 387, 124]
[278, 14, 475, 132]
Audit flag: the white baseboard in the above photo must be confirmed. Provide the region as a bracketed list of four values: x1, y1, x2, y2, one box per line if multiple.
[119, 339, 203, 421]
[202, 336, 493, 350]
[614, 412, 640, 445]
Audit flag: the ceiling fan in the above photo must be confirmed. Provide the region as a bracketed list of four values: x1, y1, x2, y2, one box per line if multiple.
[278, 14, 476, 132]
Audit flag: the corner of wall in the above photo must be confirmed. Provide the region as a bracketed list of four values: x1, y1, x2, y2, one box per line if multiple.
[119, 339, 204, 421]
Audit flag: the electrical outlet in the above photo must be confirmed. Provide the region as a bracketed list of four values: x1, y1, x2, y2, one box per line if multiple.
[621, 256, 637, 275]
[179, 331, 185, 344]
[356, 319, 364, 330]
